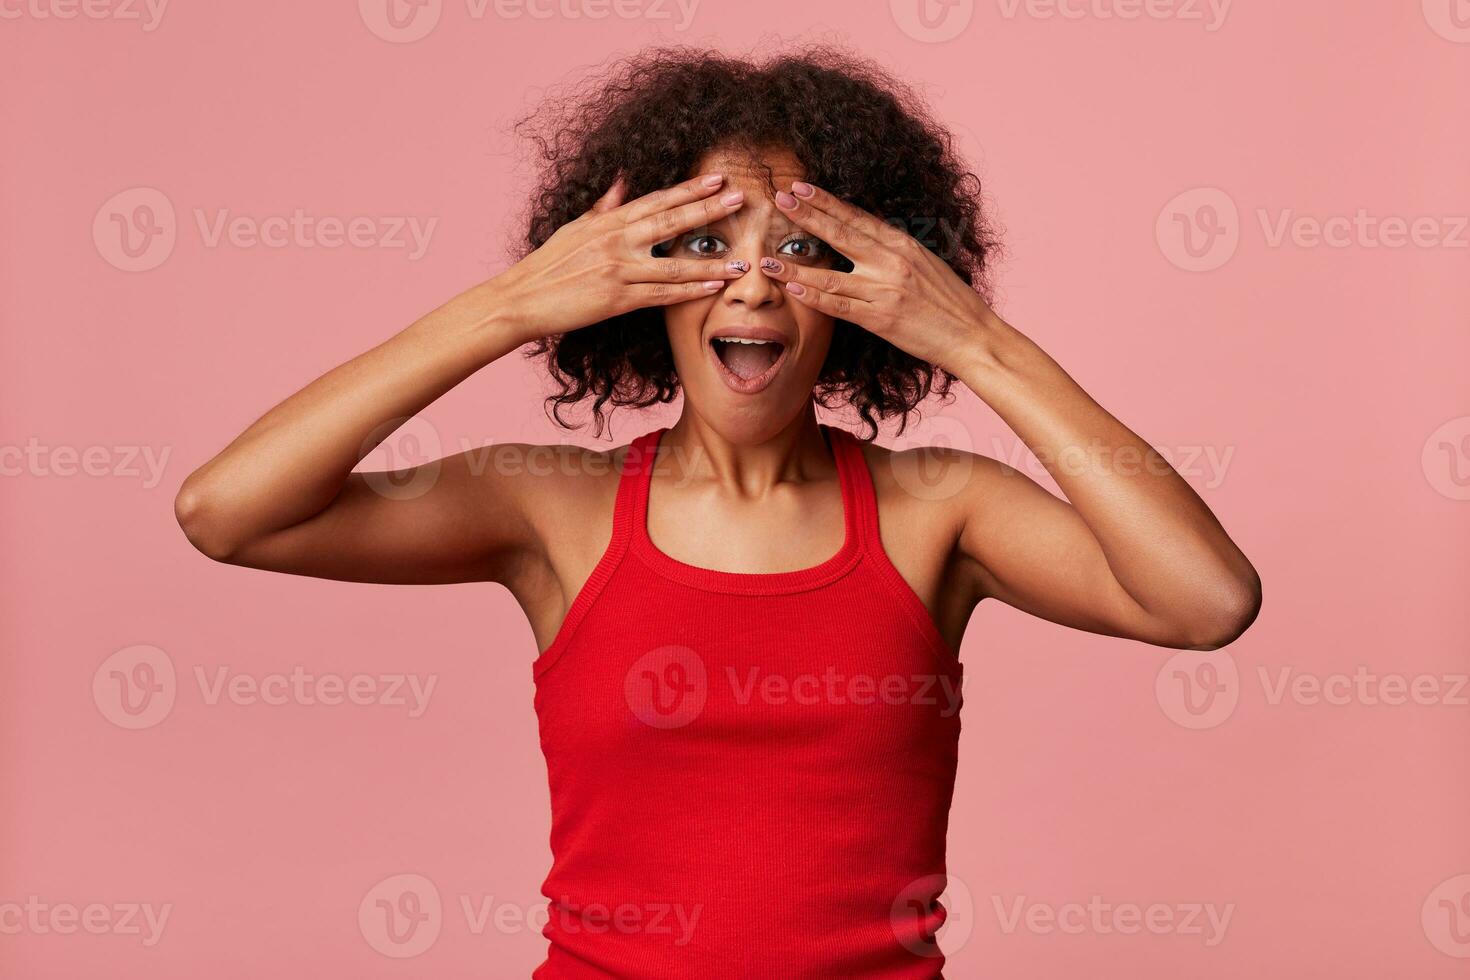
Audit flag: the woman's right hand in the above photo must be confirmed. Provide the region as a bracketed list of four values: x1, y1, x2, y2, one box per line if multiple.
[488, 172, 750, 345]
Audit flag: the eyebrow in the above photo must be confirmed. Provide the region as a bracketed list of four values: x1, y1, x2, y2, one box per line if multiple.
[690, 213, 806, 237]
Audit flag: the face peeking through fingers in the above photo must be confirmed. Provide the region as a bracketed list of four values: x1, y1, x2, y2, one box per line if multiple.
[517, 46, 999, 439]
[658, 146, 846, 444]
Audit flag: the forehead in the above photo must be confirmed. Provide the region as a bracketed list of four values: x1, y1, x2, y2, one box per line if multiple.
[691, 144, 806, 192]
[689, 145, 806, 233]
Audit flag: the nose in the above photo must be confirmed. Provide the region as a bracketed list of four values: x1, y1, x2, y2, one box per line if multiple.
[719, 243, 783, 309]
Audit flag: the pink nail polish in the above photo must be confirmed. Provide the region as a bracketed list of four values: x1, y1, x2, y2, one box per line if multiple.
[775, 191, 797, 210]
[786, 282, 806, 296]
[703, 280, 725, 290]
[702, 174, 724, 187]
[760, 257, 783, 273]
[721, 191, 744, 207]
[791, 181, 814, 197]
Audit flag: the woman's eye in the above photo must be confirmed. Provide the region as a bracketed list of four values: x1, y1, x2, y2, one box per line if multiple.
[685, 234, 727, 256]
[778, 236, 829, 261]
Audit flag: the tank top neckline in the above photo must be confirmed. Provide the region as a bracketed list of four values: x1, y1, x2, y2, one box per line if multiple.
[627, 423, 870, 597]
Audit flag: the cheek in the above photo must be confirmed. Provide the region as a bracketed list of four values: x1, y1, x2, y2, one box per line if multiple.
[793, 308, 836, 365]
[662, 300, 705, 350]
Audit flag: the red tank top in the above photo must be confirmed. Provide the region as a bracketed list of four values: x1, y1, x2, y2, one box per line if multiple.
[531, 423, 964, 978]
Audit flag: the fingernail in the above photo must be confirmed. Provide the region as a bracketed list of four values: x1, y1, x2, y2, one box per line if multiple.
[721, 191, 744, 207]
[774, 191, 797, 210]
[759, 257, 783, 273]
[786, 282, 806, 296]
[703, 280, 725, 290]
[791, 181, 814, 198]
[702, 174, 725, 187]
[727, 260, 749, 273]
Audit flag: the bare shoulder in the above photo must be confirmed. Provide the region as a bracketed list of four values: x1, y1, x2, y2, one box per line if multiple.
[853, 435, 1030, 529]
[846, 434, 1035, 635]
[482, 439, 630, 533]
[484, 438, 645, 589]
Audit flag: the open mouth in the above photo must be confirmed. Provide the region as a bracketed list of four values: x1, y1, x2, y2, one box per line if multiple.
[708, 335, 788, 394]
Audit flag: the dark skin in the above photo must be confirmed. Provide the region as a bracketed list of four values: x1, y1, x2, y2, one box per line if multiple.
[175, 145, 1261, 656]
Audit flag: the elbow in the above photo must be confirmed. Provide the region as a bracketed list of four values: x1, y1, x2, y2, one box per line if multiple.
[173, 476, 244, 564]
[1177, 570, 1263, 651]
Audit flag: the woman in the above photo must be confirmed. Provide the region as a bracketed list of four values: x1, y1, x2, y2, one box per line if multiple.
[175, 45, 1260, 978]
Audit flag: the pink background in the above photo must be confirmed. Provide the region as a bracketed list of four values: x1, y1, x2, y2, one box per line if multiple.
[3, 1, 1469, 977]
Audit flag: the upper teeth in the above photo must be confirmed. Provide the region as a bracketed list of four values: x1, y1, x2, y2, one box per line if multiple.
[717, 338, 772, 344]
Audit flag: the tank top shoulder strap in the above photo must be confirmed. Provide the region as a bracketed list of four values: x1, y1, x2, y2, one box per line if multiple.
[620, 426, 666, 539]
[823, 423, 882, 555]
[530, 428, 664, 681]
[825, 423, 959, 665]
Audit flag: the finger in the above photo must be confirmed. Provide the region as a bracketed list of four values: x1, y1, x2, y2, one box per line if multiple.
[625, 189, 745, 250]
[772, 186, 890, 260]
[619, 172, 728, 223]
[624, 278, 731, 308]
[632, 256, 750, 284]
[755, 256, 880, 301]
[776, 276, 875, 322]
[788, 181, 908, 248]
[588, 175, 628, 215]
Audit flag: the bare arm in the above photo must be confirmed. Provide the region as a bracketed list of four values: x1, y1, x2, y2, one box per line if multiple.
[175, 172, 750, 584]
[174, 291, 531, 582]
[759, 181, 1261, 650]
[948, 317, 1260, 650]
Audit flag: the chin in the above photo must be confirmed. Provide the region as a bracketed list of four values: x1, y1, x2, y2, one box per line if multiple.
[664, 304, 834, 442]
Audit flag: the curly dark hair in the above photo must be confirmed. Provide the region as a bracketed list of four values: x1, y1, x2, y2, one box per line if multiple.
[511, 42, 999, 439]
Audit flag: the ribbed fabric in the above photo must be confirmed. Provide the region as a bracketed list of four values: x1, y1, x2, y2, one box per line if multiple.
[531, 424, 963, 978]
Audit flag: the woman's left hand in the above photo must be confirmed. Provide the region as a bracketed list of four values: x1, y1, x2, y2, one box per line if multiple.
[758, 181, 997, 373]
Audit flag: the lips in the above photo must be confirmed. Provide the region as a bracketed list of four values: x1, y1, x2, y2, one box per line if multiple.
[706, 327, 790, 394]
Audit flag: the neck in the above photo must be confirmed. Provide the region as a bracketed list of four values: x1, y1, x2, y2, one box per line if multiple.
[660, 404, 834, 494]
